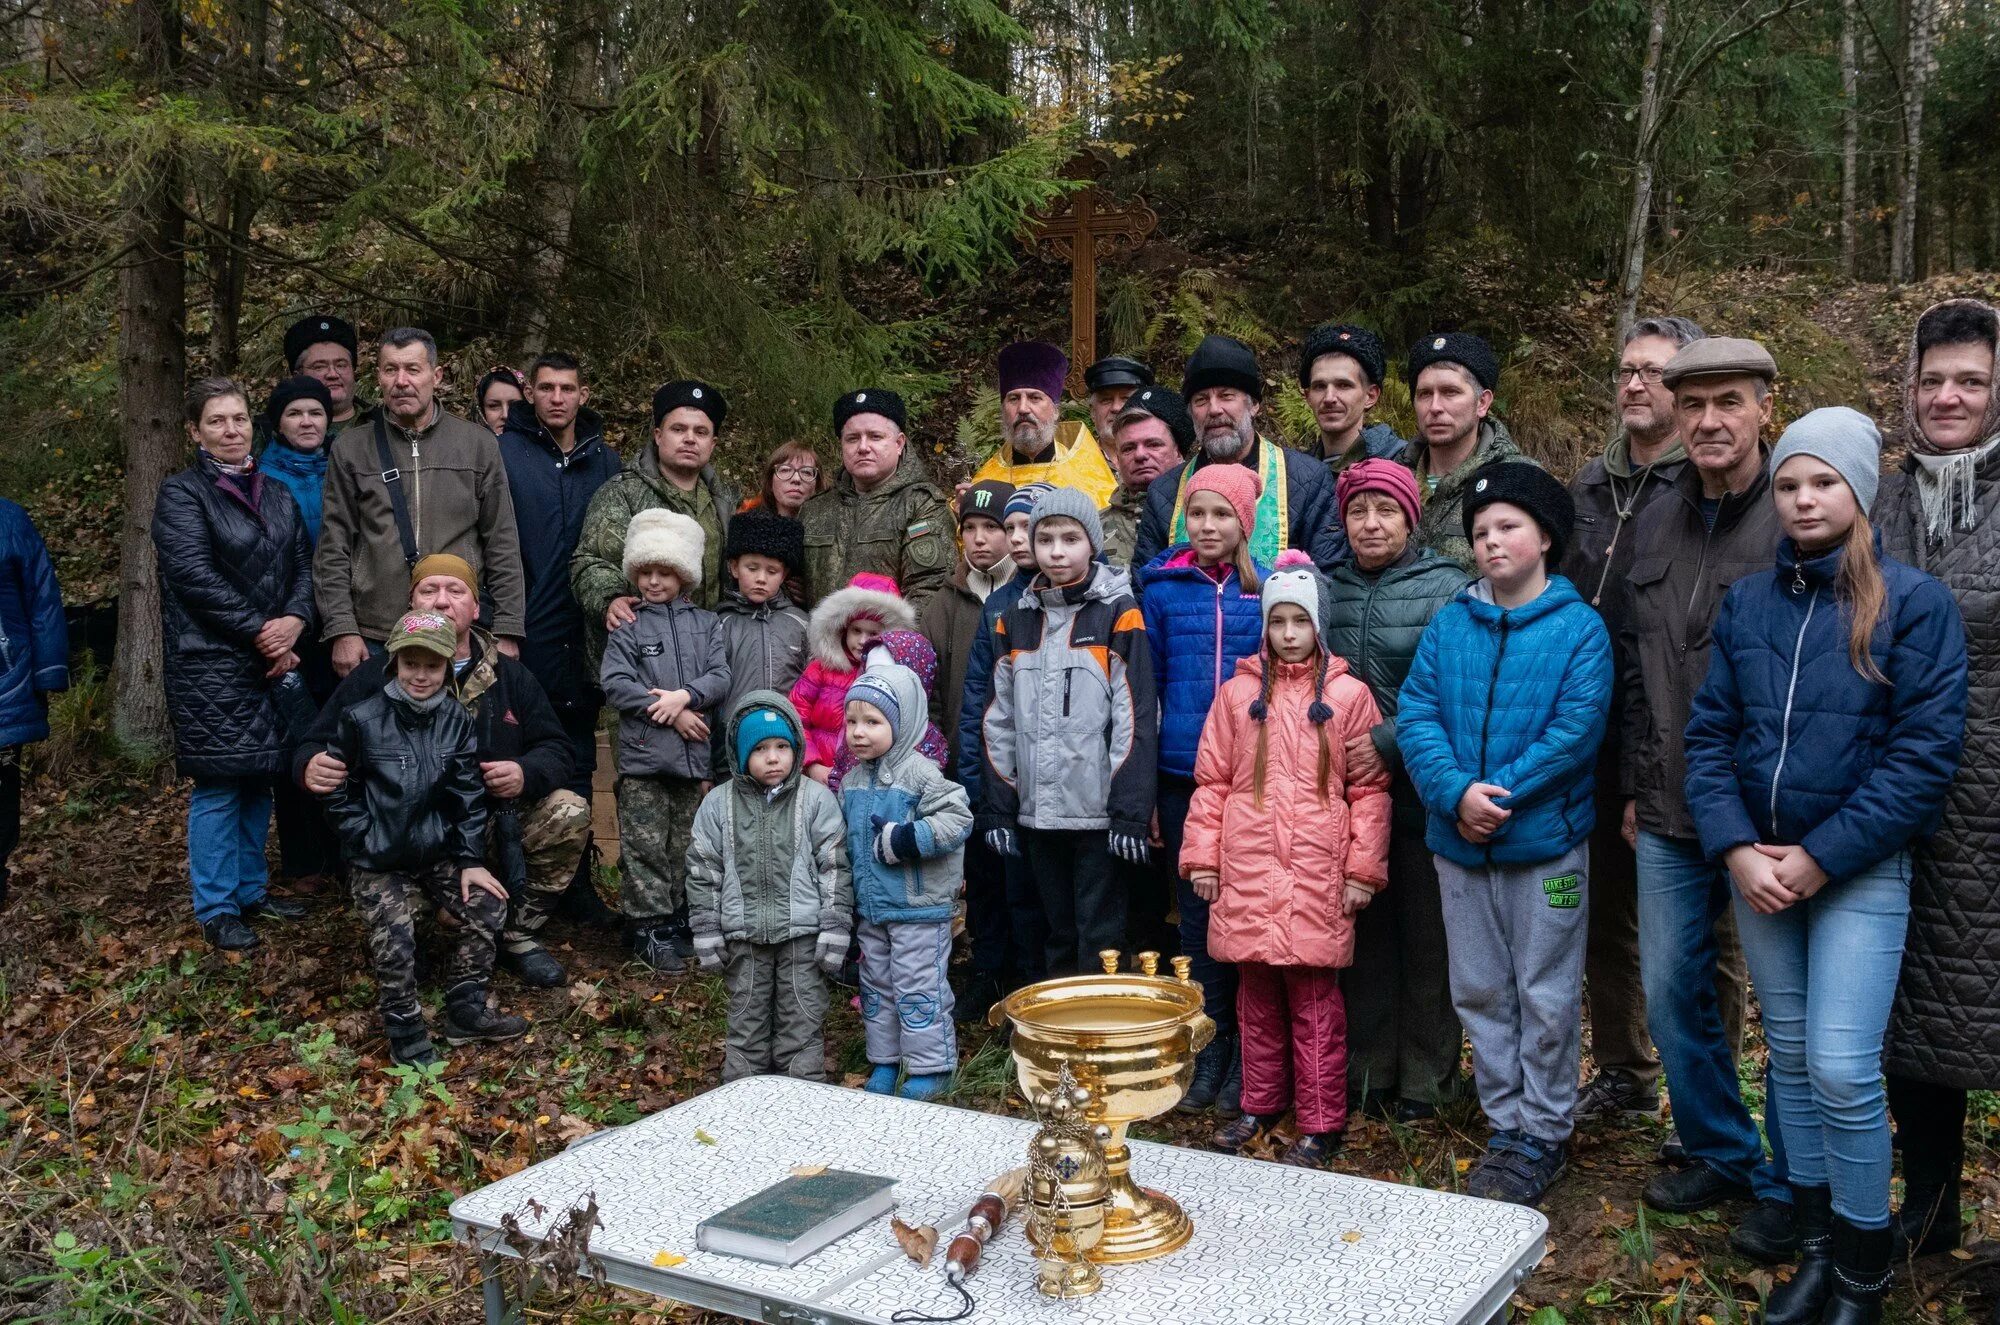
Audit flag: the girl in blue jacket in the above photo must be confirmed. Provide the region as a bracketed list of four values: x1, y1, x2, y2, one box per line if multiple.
[1141, 463, 1270, 1116]
[1683, 407, 1967, 1325]
[0, 497, 68, 909]
[1397, 462, 1611, 1208]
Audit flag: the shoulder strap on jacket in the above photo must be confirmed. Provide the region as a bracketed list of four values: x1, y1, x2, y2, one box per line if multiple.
[373, 414, 419, 570]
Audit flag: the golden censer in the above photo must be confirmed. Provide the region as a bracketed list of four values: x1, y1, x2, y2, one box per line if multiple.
[989, 950, 1215, 1262]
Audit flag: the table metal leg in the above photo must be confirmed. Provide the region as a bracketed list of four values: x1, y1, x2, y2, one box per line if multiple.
[480, 1252, 521, 1325]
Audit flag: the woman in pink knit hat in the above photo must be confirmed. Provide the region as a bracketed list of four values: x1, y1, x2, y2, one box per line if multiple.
[1140, 462, 1273, 1117]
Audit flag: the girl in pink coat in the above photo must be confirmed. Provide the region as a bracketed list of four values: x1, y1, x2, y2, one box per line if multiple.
[1181, 550, 1393, 1167]
[789, 573, 915, 781]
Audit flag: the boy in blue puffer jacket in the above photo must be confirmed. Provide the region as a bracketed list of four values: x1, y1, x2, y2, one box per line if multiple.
[1398, 463, 1612, 1207]
[843, 662, 973, 1100]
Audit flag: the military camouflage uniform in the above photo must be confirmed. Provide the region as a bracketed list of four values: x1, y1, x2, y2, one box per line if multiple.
[570, 443, 738, 667]
[352, 862, 506, 1023]
[1099, 482, 1149, 568]
[494, 789, 593, 959]
[799, 448, 952, 611]
[617, 773, 707, 925]
[1401, 417, 1540, 572]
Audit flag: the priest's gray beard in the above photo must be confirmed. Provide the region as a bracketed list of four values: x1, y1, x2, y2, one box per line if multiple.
[1201, 413, 1255, 462]
[1007, 414, 1055, 457]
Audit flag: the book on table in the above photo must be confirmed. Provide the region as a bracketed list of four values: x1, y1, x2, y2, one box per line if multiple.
[695, 1170, 899, 1266]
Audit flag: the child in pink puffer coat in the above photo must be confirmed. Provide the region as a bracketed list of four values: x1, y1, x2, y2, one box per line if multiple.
[790, 573, 915, 782]
[1180, 551, 1392, 1168]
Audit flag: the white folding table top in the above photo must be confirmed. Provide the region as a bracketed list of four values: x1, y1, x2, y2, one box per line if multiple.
[451, 1076, 1547, 1325]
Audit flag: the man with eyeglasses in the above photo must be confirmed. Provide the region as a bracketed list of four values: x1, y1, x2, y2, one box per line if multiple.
[1562, 317, 1713, 1134]
[281, 314, 372, 440]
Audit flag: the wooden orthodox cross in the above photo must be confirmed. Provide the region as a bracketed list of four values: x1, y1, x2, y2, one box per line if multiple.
[1027, 157, 1157, 395]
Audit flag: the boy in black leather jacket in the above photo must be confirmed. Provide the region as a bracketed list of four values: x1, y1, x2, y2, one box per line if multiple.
[324, 611, 523, 1067]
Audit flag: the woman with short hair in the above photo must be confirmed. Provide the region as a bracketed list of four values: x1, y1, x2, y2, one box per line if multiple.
[739, 439, 828, 519]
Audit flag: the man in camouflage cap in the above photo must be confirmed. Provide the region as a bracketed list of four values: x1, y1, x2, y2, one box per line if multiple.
[799, 389, 953, 609]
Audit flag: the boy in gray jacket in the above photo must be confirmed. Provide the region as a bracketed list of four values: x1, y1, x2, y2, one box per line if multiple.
[841, 662, 973, 1100]
[710, 507, 810, 780]
[601, 508, 729, 969]
[687, 691, 852, 1082]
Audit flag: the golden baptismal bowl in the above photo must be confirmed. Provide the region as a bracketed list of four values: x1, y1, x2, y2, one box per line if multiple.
[989, 950, 1216, 1262]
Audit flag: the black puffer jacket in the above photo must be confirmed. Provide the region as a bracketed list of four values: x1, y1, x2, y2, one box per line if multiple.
[324, 685, 488, 871]
[1878, 340, 2000, 1087]
[1322, 548, 1471, 832]
[152, 453, 316, 778]
[293, 627, 574, 808]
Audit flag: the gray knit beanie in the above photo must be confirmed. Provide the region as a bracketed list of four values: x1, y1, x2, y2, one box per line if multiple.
[1028, 486, 1103, 555]
[845, 670, 903, 742]
[1769, 406, 1883, 512]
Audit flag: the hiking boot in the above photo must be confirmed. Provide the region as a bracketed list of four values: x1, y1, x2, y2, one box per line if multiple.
[864, 1064, 900, 1095]
[1575, 1072, 1662, 1120]
[898, 1073, 954, 1101]
[1823, 1216, 1891, 1325]
[630, 924, 687, 972]
[1892, 1179, 1962, 1258]
[243, 896, 309, 922]
[499, 943, 567, 989]
[1215, 1049, 1243, 1119]
[1179, 1034, 1231, 1114]
[1469, 1136, 1567, 1206]
[1729, 1195, 1800, 1264]
[1761, 1186, 1831, 1325]
[202, 914, 260, 951]
[385, 1015, 439, 1068]
[1643, 1161, 1751, 1213]
[1278, 1131, 1344, 1168]
[1211, 1112, 1280, 1154]
[440, 998, 529, 1046]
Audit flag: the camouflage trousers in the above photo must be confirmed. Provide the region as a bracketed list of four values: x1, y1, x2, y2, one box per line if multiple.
[493, 789, 592, 956]
[352, 863, 505, 1021]
[616, 774, 704, 926]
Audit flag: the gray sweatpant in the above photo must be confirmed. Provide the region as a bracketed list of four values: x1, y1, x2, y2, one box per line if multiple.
[857, 919, 957, 1074]
[722, 936, 830, 1083]
[1435, 843, 1589, 1145]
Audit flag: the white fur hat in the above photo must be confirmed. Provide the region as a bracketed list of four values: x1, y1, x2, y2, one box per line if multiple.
[623, 508, 706, 587]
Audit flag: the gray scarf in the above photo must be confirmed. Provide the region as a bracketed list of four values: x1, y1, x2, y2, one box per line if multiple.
[1912, 435, 2000, 540]
[385, 677, 450, 712]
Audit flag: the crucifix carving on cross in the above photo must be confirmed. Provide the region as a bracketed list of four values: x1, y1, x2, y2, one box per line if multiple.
[1027, 157, 1157, 396]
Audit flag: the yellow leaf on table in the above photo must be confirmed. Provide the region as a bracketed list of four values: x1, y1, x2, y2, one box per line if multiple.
[891, 1217, 938, 1266]
[652, 1251, 687, 1268]
[694, 1128, 719, 1146]
[791, 1164, 828, 1178]
[1340, 1230, 1363, 1244]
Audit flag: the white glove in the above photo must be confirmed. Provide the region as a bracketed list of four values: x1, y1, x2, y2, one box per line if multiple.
[816, 931, 849, 978]
[692, 932, 726, 972]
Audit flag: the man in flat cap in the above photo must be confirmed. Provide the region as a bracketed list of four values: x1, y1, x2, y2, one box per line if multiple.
[969, 341, 1118, 508]
[571, 379, 739, 668]
[1132, 333, 1345, 569]
[800, 388, 953, 610]
[1619, 336, 1794, 1262]
[1102, 384, 1192, 567]
[1084, 354, 1154, 460]
[1400, 331, 1541, 570]
[282, 313, 372, 441]
[317, 327, 525, 678]
[1300, 323, 1406, 477]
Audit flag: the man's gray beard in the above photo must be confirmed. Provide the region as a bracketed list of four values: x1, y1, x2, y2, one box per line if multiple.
[1201, 416, 1255, 462]
[1008, 416, 1055, 457]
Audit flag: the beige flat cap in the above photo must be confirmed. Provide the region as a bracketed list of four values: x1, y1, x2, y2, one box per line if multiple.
[1661, 336, 1778, 389]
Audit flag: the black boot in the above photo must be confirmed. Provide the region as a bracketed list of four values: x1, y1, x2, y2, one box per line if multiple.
[1179, 1033, 1231, 1113]
[1821, 1216, 1891, 1325]
[384, 1012, 439, 1068]
[202, 914, 260, 951]
[1761, 1186, 1832, 1325]
[499, 942, 568, 988]
[554, 843, 621, 930]
[1215, 1046, 1243, 1119]
[440, 991, 529, 1046]
[1892, 1178, 1961, 1257]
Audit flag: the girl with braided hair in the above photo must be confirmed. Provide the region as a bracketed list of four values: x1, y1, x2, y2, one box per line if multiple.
[1179, 551, 1392, 1168]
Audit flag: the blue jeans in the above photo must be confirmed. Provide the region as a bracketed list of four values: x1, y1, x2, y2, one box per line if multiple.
[189, 776, 273, 924]
[1734, 852, 1910, 1228]
[1637, 831, 1786, 1201]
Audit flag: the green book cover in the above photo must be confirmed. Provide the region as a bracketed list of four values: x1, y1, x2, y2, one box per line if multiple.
[698, 1170, 897, 1248]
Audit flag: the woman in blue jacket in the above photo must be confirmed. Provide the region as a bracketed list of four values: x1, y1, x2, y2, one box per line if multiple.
[0, 498, 69, 908]
[1141, 465, 1270, 1117]
[1684, 408, 1967, 1325]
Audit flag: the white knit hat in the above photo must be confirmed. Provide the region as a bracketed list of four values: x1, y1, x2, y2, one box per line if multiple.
[1259, 549, 1329, 645]
[623, 508, 706, 587]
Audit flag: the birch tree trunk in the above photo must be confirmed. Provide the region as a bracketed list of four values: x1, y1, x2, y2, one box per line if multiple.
[1617, 0, 1671, 333]
[1840, 0, 1859, 277]
[1892, 0, 1939, 285]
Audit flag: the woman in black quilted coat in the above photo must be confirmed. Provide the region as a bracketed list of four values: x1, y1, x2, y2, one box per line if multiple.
[152, 378, 317, 952]
[1874, 299, 2000, 1258]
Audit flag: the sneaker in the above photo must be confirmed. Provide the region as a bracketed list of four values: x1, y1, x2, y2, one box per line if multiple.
[630, 924, 687, 972]
[440, 999, 529, 1046]
[1278, 1131, 1344, 1167]
[202, 914, 260, 951]
[1643, 1161, 1752, 1213]
[1728, 1196, 1799, 1264]
[864, 1064, 900, 1095]
[1471, 1137, 1567, 1206]
[385, 1016, 439, 1068]
[663, 918, 697, 961]
[1211, 1112, 1280, 1154]
[1178, 1035, 1230, 1114]
[898, 1073, 954, 1101]
[1464, 1133, 1522, 1198]
[499, 943, 568, 989]
[1214, 1049, 1243, 1119]
[243, 896, 309, 922]
[1575, 1072, 1662, 1120]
